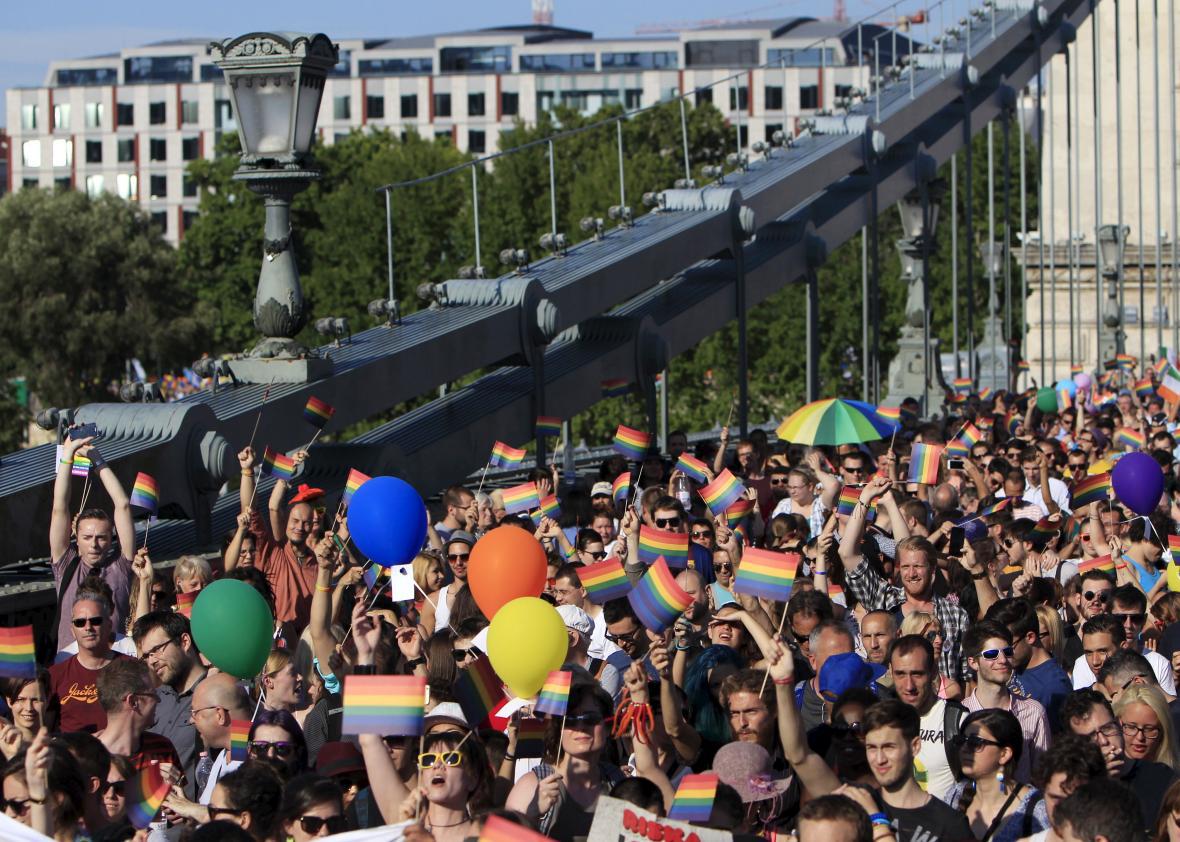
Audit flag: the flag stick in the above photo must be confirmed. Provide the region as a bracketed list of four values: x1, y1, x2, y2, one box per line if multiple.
[303, 428, 323, 453]
[476, 462, 490, 494]
[556, 714, 567, 767]
[725, 390, 737, 429]
[143, 518, 152, 552]
[246, 381, 275, 453]
[78, 472, 93, 513]
[247, 466, 262, 511]
[414, 581, 438, 611]
[759, 603, 791, 696]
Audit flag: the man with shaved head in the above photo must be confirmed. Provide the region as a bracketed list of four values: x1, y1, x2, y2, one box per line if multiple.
[190, 672, 253, 804]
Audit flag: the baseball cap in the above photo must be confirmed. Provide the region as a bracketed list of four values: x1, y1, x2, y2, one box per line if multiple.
[818, 652, 886, 702]
[591, 481, 613, 498]
[423, 701, 469, 733]
[555, 604, 593, 637]
[315, 742, 365, 778]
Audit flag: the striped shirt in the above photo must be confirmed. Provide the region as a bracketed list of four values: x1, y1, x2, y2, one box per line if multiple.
[963, 691, 1051, 783]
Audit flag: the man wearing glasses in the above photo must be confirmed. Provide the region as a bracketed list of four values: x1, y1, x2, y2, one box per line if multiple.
[839, 451, 872, 487]
[189, 672, 254, 805]
[49, 589, 128, 733]
[551, 564, 628, 670]
[1063, 570, 1117, 666]
[95, 658, 181, 773]
[1072, 586, 1177, 694]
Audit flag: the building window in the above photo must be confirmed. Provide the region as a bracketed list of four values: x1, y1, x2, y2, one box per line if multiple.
[729, 87, 749, 111]
[22, 179, 39, 190]
[765, 86, 784, 110]
[149, 102, 166, 125]
[86, 140, 103, 163]
[124, 56, 192, 83]
[150, 211, 167, 231]
[767, 47, 837, 67]
[467, 93, 485, 117]
[433, 93, 451, 118]
[468, 130, 486, 154]
[21, 141, 41, 168]
[181, 100, 199, 124]
[117, 103, 134, 126]
[695, 88, 713, 107]
[601, 51, 678, 69]
[85, 175, 104, 198]
[55, 67, 117, 86]
[180, 137, 198, 161]
[214, 99, 236, 130]
[182, 210, 199, 232]
[53, 104, 71, 130]
[835, 84, 853, 100]
[85, 102, 104, 128]
[366, 95, 385, 119]
[117, 138, 135, 163]
[799, 85, 819, 109]
[149, 174, 167, 199]
[183, 175, 198, 197]
[54, 176, 71, 190]
[20, 104, 38, 131]
[685, 39, 758, 68]
[116, 173, 137, 200]
[434, 130, 453, 144]
[52, 138, 73, 168]
[358, 57, 433, 75]
[501, 91, 519, 116]
[519, 53, 595, 71]
[332, 96, 350, 120]
[400, 94, 418, 118]
[149, 138, 167, 161]
[765, 123, 783, 142]
[625, 89, 643, 110]
[329, 50, 352, 78]
[439, 46, 511, 73]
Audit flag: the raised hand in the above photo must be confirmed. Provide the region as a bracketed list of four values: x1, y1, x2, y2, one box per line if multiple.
[132, 548, 154, 583]
[237, 446, 255, 471]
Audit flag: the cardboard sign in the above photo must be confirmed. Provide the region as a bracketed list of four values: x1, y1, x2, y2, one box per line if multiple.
[588, 795, 733, 842]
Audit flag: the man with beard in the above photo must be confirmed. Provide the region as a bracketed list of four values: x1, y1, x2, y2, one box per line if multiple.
[95, 658, 180, 772]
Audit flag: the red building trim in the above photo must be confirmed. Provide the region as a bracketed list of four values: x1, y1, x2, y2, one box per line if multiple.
[818, 66, 824, 110]
[177, 206, 185, 240]
[428, 76, 435, 121]
[361, 78, 368, 125]
[70, 133, 76, 189]
[495, 74, 502, 121]
[2, 131, 12, 195]
[111, 87, 118, 129]
[47, 89, 54, 131]
[176, 84, 182, 129]
[747, 71, 754, 116]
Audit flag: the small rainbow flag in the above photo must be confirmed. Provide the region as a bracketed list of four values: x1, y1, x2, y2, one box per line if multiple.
[959, 423, 984, 447]
[876, 405, 902, 424]
[1116, 427, 1146, 450]
[481, 814, 550, 841]
[977, 415, 995, 430]
[1077, 554, 1116, 575]
[668, 772, 719, 823]
[129, 472, 159, 514]
[836, 486, 860, 517]
[1071, 363, 1085, 376]
[638, 525, 689, 567]
[1156, 356, 1173, 377]
[601, 379, 631, 398]
[733, 548, 799, 603]
[535, 416, 562, 439]
[579, 558, 633, 603]
[0, 626, 36, 679]
[71, 453, 91, 478]
[1015, 360, 1031, 374]
[700, 469, 745, 516]
[454, 655, 504, 728]
[1117, 353, 1137, 369]
[1006, 412, 1022, 437]
[828, 581, 845, 601]
[1071, 473, 1111, 509]
[343, 468, 371, 504]
[1168, 535, 1180, 565]
[342, 675, 426, 736]
[948, 392, 968, 405]
[303, 396, 335, 429]
[514, 717, 549, 758]
[907, 444, 942, 485]
[538, 494, 561, 520]
[612, 472, 631, 503]
[261, 447, 295, 481]
[229, 719, 251, 762]
[628, 556, 694, 633]
[175, 590, 196, 619]
[677, 453, 710, 484]
[502, 482, 540, 515]
[978, 386, 994, 401]
[1056, 387, 1073, 411]
[534, 669, 572, 718]
[1029, 518, 1060, 545]
[362, 564, 387, 593]
[731, 522, 748, 545]
[490, 441, 527, 469]
[953, 376, 973, 394]
[945, 439, 970, 457]
[614, 425, 652, 461]
[1135, 377, 1155, 399]
[723, 498, 754, 528]
[126, 762, 170, 829]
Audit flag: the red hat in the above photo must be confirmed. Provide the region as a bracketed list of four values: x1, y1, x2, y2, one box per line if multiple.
[289, 484, 325, 504]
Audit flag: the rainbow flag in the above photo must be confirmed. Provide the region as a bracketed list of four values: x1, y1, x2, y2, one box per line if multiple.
[724, 498, 754, 528]
[342, 675, 426, 736]
[628, 556, 694, 633]
[1071, 473, 1111, 509]
[700, 469, 745, 516]
[1157, 356, 1173, 377]
[977, 416, 995, 430]
[1071, 363, 1085, 376]
[535, 669, 572, 718]
[959, 423, 983, 447]
[1077, 554, 1116, 575]
[362, 564, 387, 593]
[502, 482, 540, 515]
[907, 444, 942, 485]
[126, 762, 170, 829]
[1015, 360, 1030, 374]
[828, 581, 845, 601]
[1029, 518, 1060, 545]
[343, 469, 371, 504]
[535, 416, 562, 439]
[1135, 377, 1155, 399]
[0, 626, 36, 679]
[490, 440, 527, 468]
[601, 379, 631, 398]
[978, 387, 994, 401]
[667, 772, 719, 823]
[836, 486, 860, 517]
[514, 717, 549, 758]
[175, 590, 196, 619]
[969, 497, 1012, 520]
[948, 392, 968, 405]
[1117, 353, 1137, 369]
[129, 472, 159, 514]
[71, 453, 91, 478]
[229, 719, 251, 762]
[538, 494, 561, 520]
[945, 438, 970, 457]
[303, 396, 335, 429]
[454, 655, 504, 728]
[1168, 535, 1180, 565]
[481, 814, 550, 842]
[953, 376, 973, 394]
[1056, 387, 1072, 411]
[1005, 411, 1022, 437]
[614, 424, 652, 461]
[638, 525, 689, 567]
[733, 548, 798, 603]
[261, 447, 295, 481]
[1116, 427, 1146, 450]
[580, 558, 632, 603]
[612, 472, 631, 503]
[876, 405, 902, 424]
[677, 453, 710, 484]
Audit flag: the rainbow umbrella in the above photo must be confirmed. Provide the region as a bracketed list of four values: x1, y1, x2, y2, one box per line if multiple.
[776, 398, 894, 445]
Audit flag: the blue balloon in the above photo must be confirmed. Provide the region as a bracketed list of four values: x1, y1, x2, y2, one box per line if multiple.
[1111, 452, 1165, 517]
[347, 476, 428, 567]
[1054, 379, 1078, 398]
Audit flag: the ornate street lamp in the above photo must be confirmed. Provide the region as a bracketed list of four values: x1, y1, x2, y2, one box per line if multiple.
[1097, 223, 1130, 357]
[976, 240, 1008, 391]
[210, 32, 338, 382]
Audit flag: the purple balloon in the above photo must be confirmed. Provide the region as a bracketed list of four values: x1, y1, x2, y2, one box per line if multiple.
[1111, 452, 1165, 516]
[1073, 372, 1092, 390]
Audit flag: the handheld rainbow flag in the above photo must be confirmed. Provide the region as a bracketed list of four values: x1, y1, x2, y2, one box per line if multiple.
[261, 447, 295, 481]
[1116, 428, 1146, 450]
[959, 423, 984, 447]
[1071, 363, 1085, 376]
[1135, 377, 1155, 399]
[876, 405, 902, 425]
[667, 773, 719, 823]
[362, 564, 387, 593]
[907, 444, 942, 485]
[71, 452, 91, 478]
[229, 719, 251, 763]
[0, 626, 36, 679]
[945, 439, 970, 457]
[535, 416, 562, 439]
[343, 468, 371, 504]
[502, 482, 541, 515]
[175, 590, 196, 619]
[978, 387, 994, 401]
[125, 762, 170, 829]
[454, 655, 505, 728]
[963, 497, 1012, 521]
[129, 472, 159, 514]
[1077, 554, 1116, 575]
[481, 814, 550, 841]
[514, 717, 549, 759]
[732, 548, 799, 603]
[1169, 535, 1180, 565]
[628, 557, 694, 633]
[723, 498, 754, 528]
[538, 494, 561, 520]
[579, 558, 633, 603]
[699, 469, 745, 516]
[952, 376, 973, 394]
[1015, 360, 1031, 374]
[1070, 473, 1112, 509]
[303, 396, 335, 429]
[1116, 353, 1137, 369]
[489, 441, 527, 469]
[601, 378, 631, 398]
[613, 425, 652, 461]
[836, 486, 860, 517]
[1055, 387, 1072, 411]
[612, 472, 631, 503]
[1005, 412, 1022, 437]
[828, 581, 845, 601]
[535, 669, 572, 718]
[1157, 355, 1174, 376]
[1029, 518, 1060, 546]
[638, 525, 690, 567]
[342, 675, 427, 736]
[677, 453, 711, 484]
[977, 416, 995, 430]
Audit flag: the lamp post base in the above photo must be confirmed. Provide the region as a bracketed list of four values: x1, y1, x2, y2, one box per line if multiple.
[884, 330, 946, 414]
[228, 355, 333, 384]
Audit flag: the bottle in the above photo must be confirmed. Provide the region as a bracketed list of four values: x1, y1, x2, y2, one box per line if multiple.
[673, 473, 692, 508]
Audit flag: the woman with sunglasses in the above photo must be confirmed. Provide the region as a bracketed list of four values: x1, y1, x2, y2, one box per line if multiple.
[278, 774, 348, 841]
[100, 755, 132, 824]
[1, 732, 87, 841]
[1115, 685, 1180, 769]
[207, 760, 283, 841]
[946, 709, 1049, 842]
[248, 709, 308, 783]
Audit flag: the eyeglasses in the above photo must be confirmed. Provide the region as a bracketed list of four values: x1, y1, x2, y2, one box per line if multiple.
[418, 750, 464, 768]
[582, 550, 607, 560]
[565, 711, 606, 728]
[452, 646, 481, 662]
[100, 781, 125, 798]
[952, 734, 1003, 752]
[655, 517, 682, 529]
[208, 806, 245, 819]
[72, 616, 103, 628]
[1114, 612, 1147, 625]
[770, 478, 789, 486]
[139, 637, 176, 662]
[843, 465, 867, 475]
[248, 740, 297, 759]
[713, 562, 733, 572]
[190, 705, 226, 720]
[1083, 590, 1112, 602]
[2, 798, 31, 815]
[1121, 721, 1162, 739]
[447, 552, 470, 562]
[691, 531, 712, 540]
[605, 627, 641, 644]
[924, 630, 941, 644]
[708, 619, 741, 631]
[831, 721, 864, 738]
[297, 815, 348, 835]
[980, 647, 1014, 660]
[1002, 538, 1017, 548]
[1086, 722, 1124, 741]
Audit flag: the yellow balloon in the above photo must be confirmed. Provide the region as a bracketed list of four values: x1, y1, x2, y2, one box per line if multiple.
[1167, 560, 1180, 593]
[487, 597, 569, 698]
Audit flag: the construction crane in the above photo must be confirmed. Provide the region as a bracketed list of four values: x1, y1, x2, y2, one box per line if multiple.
[532, 0, 554, 25]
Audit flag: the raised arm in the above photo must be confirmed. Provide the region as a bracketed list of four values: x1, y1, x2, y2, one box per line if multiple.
[805, 450, 842, 510]
[223, 511, 251, 573]
[49, 435, 91, 562]
[237, 447, 256, 520]
[352, 602, 410, 822]
[713, 426, 731, 476]
[309, 535, 341, 674]
[622, 662, 675, 811]
[766, 638, 841, 796]
[130, 549, 155, 626]
[1036, 451, 1061, 516]
[88, 447, 135, 556]
[652, 636, 701, 765]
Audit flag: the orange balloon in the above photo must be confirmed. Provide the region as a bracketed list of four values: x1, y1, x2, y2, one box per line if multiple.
[467, 527, 547, 619]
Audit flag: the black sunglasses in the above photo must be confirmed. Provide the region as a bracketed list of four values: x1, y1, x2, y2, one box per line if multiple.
[298, 815, 348, 835]
[72, 616, 103, 628]
[208, 805, 245, 819]
[565, 711, 606, 727]
[655, 517, 681, 529]
[249, 740, 297, 759]
[101, 781, 125, 798]
[952, 734, 1003, 752]
[1083, 590, 1111, 602]
[447, 552, 470, 562]
[691, 530, 712, 539]
[452, 646, 481, 662]
[2, 797, 31, 815]
[583, 550, 608, 560]
[1114, 612, 1147, 624]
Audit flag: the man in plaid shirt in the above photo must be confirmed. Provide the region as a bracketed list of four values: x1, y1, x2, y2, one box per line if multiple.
[840, 476, 971, 684]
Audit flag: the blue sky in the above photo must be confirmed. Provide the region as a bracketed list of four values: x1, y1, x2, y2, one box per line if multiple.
[0, 0, 907, 126]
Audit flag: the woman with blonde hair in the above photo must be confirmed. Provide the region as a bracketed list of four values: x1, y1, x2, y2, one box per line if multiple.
[411, 551, 446, 616]
[173, 555, 212, 594]
[899, 611, 961, 699]
[1034, 603, 1066, 666]
[1115, 685, 1180, 769]
[258, 648, 311, 727]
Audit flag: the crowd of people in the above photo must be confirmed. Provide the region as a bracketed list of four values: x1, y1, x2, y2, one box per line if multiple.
[10, 375, 1180, 842]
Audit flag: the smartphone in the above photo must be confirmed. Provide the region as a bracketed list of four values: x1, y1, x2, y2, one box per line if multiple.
[948, 458, 965, 470]
[948, 526, 965, 557]
[68, 423, 100, 440]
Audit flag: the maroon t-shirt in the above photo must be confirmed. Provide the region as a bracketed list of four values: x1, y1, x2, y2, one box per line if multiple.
[49, 653, 129, 733]
[128, 731, 182, 773]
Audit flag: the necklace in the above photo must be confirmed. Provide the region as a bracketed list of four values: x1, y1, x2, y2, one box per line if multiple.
[428, 812, 470, 829]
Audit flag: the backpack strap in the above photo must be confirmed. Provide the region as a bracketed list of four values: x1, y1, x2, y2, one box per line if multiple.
[49, 551, 83, 653]
[943, 699, 967, 781]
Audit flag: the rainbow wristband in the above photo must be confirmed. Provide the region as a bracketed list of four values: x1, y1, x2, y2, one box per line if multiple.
[869, 814, 891, 828]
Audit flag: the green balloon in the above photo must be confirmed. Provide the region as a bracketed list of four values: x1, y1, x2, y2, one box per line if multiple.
[1036, 387, 1058, 413]
[190, 579, 274, 679]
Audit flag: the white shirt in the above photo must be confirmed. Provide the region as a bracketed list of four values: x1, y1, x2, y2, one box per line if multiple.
[997, 478, 1072, 518]
[434, 584, 453, 632]
[198, 749, 242, 805]
[55, 632, 137, 664]
[916, 698, 958, 802]
[1071, 649, 1177, 694]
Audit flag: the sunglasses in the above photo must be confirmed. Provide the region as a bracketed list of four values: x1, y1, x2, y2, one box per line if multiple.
[298, 815, 348, 835]
[249, 740, 297, 759]
[447, 552, 470, 562]
[952, 734, 1002, 752]
[583, 550, 608, 560]
[565, 711, 606, 728]
[2, 798, 31, 815]
[1083, 590, 1111, 602]
[713, 562, 733, 572]
[72, 616, 104, 628]
[770, 478, 789, 486]
[605, 627, 641, 644]
[980, 647, 1014, 660]
[452, 646, 481, 662]
[691, 531, 712, 540]
[1114, 612, 1147, 624]
[101, 781, 125, 798]
[418, 750, 464, 768]
[831, 721, 864, 738]
[843, 465, 867, 474]
[208, 805, 245, 819]
[655, 517, 681, 529]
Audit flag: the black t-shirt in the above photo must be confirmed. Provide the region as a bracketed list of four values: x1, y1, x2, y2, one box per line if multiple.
[1122, 757, 1178, 832]
[885, 796, 975, 842]
[1063, 626, 1083, 668]
[1157, 621, 1180, 663]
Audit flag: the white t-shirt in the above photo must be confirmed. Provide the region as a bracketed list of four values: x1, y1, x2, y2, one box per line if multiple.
[1071, 649, 1177, 694]
[55, 633, 137, 663]
[199, 749, 242, 805]
[917, 698, 958, 802]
